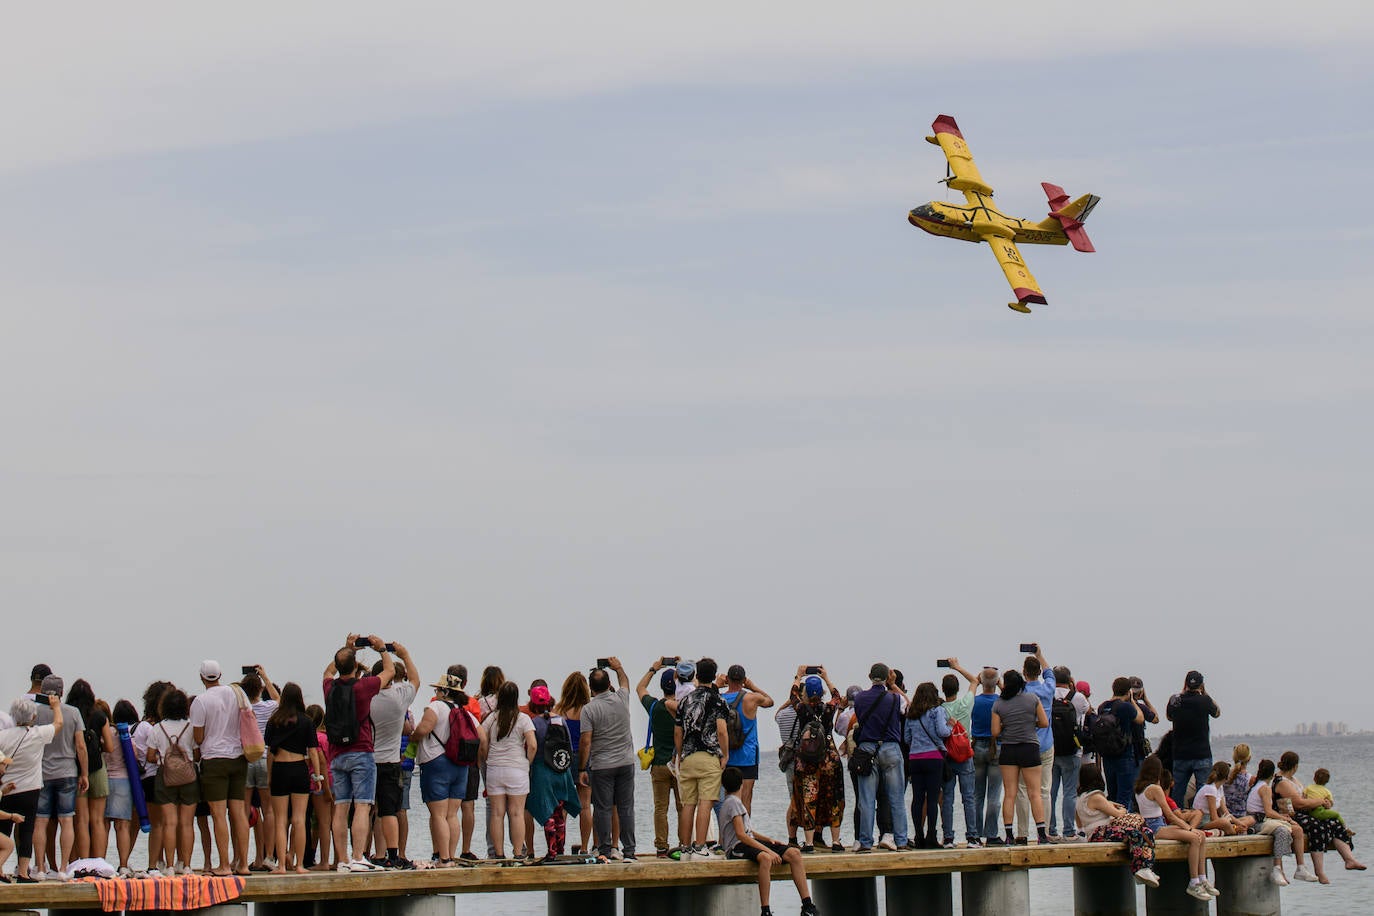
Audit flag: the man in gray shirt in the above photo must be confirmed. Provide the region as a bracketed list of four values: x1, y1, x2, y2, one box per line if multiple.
[370, 642, 418, 868]
[31, 674, 87, 878]
[577, 657, 636, 862]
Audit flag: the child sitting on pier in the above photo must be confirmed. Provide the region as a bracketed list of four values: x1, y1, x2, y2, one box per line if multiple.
[717, 766, 820, 916]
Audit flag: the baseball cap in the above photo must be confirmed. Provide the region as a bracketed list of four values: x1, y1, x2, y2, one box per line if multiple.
[199, 660, 223, 682]
[868, 663, 890, 684]
[30, 664, 52, 683]
[727, 664, 746, 682]
[1185, 671, 1205, 690]
[40, 674, 64, 696]
[529, 685, 554, 708]
[803, 676, 825, 698]
[845, 685, 863, 703]
[1076, 680, 1092, 698]
[676, 660, 696, 681]
[660, 669, 677, 693]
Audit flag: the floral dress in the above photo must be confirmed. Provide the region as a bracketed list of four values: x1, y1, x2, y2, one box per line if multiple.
[791, 700, 845, 831]
[1277, 776, 1354, 852]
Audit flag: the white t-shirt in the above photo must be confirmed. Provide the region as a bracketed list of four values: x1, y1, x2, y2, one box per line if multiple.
[1193, 783, 1224, 815]
[131, 721, 159, 778]
[189, 685, 242, 760]
[483, 712, 534, 769]
[417, 700, 478, 766]
[0, 724, 57, 792]
[146, 719, 198, 771]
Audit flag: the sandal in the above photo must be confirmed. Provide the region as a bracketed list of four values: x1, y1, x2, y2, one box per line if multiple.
[831, 843, 845, 853]
[1346, 862, 1367, 871]
[800, 844, 815, 854]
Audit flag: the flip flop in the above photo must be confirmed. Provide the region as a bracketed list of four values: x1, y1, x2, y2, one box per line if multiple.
[1346, 862, 1367, 870]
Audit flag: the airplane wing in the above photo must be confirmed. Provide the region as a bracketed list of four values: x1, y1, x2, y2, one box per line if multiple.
[925, 114, 993, 198]
[983, 234, 1047, 313]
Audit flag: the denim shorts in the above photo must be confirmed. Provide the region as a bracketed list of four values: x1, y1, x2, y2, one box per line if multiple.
[330, 751, 377, 805]
[419, 756, 469, 804]
[105, 776, 134, 821]
[246, 756, 270, 789]
[36, 777, 78, 818]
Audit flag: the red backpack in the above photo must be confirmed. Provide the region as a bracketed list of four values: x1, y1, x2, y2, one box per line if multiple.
[442, 702, 481, 765]
[944, 719, 974, 763]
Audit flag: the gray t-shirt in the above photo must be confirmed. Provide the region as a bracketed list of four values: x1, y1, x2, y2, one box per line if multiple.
[992, 692, 1041, 746]
[580, 687, 635, 770]
[35, 701, 84, 780]
[717, 794, 752, 854]
[370, 682, 417, 765]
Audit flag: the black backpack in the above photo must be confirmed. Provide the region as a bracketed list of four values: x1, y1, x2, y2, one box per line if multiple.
[725, 692, 746, 751]
[1051, 693, 1081, 757]
[324, 679, 360, 747]
[542, 715, 573, 773]
[794, 707, 829, 765]
[84, 726, 105, 774]
[1087, 704, 1130, 758]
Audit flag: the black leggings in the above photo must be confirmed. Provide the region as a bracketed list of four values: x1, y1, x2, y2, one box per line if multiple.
[907, 757, 943, 844]
[0, 789, 40, 859]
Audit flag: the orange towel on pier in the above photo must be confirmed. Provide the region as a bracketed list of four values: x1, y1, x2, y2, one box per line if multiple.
[81, 875, 246, 912]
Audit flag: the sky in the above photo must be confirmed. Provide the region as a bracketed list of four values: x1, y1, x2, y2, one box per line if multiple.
[2, 3, 1373, 737]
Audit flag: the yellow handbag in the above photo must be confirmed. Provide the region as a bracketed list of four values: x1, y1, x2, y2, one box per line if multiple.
[638, 700, 658, 770]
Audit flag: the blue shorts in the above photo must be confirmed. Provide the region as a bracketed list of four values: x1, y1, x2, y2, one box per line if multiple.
[330, 751, 377, 805]
[1144, 815, 1165, 834]
[419, 756, 469, 804]
[400, 767, 413, 811]
[105, 776, 134, 821]
[36, 777, 78, 818]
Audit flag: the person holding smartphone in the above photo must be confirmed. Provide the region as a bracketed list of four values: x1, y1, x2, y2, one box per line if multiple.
[321, 635, 393, 872]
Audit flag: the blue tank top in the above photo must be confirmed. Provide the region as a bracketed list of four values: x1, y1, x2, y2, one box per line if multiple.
[565, 716, 582, 754]
[971, 693, 997, 738]
[721, 690, 758, 766]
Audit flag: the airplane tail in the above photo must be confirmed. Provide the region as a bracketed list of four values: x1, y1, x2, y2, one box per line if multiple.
[1039, 182, 1099, 253]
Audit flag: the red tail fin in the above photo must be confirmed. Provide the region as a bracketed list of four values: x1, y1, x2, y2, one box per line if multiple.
[1042, 182, 1096, 253]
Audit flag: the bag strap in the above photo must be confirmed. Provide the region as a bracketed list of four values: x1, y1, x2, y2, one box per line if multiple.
[915, 710, 947, 756]
[644, 701, 658, 750]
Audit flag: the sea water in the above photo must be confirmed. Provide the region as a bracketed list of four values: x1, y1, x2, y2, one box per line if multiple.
[122, 735, 1372, 914]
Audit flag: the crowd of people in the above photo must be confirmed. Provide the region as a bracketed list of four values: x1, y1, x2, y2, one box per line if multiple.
[0, 640, 1363, 914]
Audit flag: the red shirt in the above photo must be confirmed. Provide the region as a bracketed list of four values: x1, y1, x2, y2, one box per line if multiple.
[322, 675, 383, 754]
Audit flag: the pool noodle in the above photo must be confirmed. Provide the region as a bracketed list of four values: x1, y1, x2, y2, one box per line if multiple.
[116, 722, 151, 833]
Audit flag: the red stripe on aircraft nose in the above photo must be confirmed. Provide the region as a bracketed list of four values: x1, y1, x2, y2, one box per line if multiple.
[1014, 288, 1048, 305]
[931, 115, 964, 139]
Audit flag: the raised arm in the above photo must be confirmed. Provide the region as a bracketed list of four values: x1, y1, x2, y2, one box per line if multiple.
[742, 676, 773, 712]
[392, 642, 418, 693]
[369, 635, 395, 688]
[608, 657, 630, 692]
[949, 658, 977, 690]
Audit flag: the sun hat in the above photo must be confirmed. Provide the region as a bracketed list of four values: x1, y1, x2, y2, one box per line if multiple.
[430, 674, 464, 693]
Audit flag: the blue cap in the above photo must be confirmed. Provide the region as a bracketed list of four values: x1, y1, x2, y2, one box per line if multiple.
[676, 660, 696, 681]
[804, 675, 825, 698]
[660, 669, 677, 693]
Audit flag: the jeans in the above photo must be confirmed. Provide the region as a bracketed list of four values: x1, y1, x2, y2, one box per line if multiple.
[1171, 757, 1212, 809]
[1103, 755, 1139, 811]
[590, 765, 636, 857]
[940, 756, 978, 841]
[1050, 754, 1081, 835]
[907, 757, 944, 844]
[971, 738, 1002, 840]
[855, 742, 908, 848]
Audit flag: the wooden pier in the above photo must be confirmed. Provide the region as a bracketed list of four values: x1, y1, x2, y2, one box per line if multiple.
[0, 835, 1281, 915]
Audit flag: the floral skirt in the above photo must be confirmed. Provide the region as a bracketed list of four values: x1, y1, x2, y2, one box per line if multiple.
[1293, 811, 1354, 853]
[1090, 822, 1156, 873]
[792, 751, 845, 830]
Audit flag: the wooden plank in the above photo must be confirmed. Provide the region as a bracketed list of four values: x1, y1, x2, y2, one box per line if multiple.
[0, 837, 1273, 909]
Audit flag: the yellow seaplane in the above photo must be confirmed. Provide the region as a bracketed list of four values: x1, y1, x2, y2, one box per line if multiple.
[908, 114, 1100, 313]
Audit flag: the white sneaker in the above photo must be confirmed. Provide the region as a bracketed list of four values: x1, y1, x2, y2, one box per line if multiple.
[1202, 878, 1220, 898]
[608, 848, 623, 861]
[1186, 881, 1213, 901]
[688, 846, 714, 862]
[337, 862, 352, 873]
[1134, 867, 1160, 887]
[144, 868, 162, 878]
[263, 856, 278, 870]
[116, 866, 133, 878]
[878, 834, 897, 851]
[1271, 866, 1290, 886]
[1293, 865, 1320, 882]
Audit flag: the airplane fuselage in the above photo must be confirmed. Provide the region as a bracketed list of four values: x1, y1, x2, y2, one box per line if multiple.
[908, 196, 1069, 247]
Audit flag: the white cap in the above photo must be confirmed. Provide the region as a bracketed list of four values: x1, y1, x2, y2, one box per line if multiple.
[199, 660, 222, 682]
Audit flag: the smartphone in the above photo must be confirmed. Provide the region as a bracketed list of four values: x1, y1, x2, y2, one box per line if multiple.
[384, 643, 396, 653]
[661, 657, 677, 667]
[354, 637, 371, 649]
[241, 666, 256, 677]
[1019, 643, 1038, 654]
[936, 659, 951, 668]
[805, 666, 822, 675]
[596, 658, 611, 669]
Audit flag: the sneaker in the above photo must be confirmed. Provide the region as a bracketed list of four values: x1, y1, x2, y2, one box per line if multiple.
[336, 863, 351, 873]
[263, 856, 279, 870]
[1202, 879, 1220, 898]
[965, 838, 983, 848]
[942, 839, 956, 849]
[1134, 867, 1160, 887]
[459, 852, 478, 862]
[1271, 867, 1290, 886]
[688, 845, 714, 862]
[852, 845, 873, 854]
[1186, 882, 1212, 901]
[388, 858, 416, 870]
[800, 843, 815, 854]
[878, 836, 898, 851]
[985, 837, 1005, 847]
[788, 838, 801, 849]
[800, 901, 820, 916]
[608, 848, 623, 862]
[656, 849, 670, 859]
[145, 868, 162, 878]
[668, 847, 684, 861]
[1293, 865, 1319, 882]
[175, 864, 193, 876]
[347, 859, 378, 872]
[1014, 837, 1029, 846]
[116, 866, 133, 878]
[622, 853, 638, 863]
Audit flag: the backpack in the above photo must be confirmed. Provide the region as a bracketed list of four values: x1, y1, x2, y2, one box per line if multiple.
[84, 726, 105, 774]
[1051, 694, 1082, 757]
[944, 719, 974, 764]
[725, 692, 746, 751]
[442, 702, 481, 766]
[542, 715, 573, 773]
[1087, 705, 1130, 758]
[324, 679, 361, 747]
[159, 723, 197, 788]
[795, 708, 829, 765]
